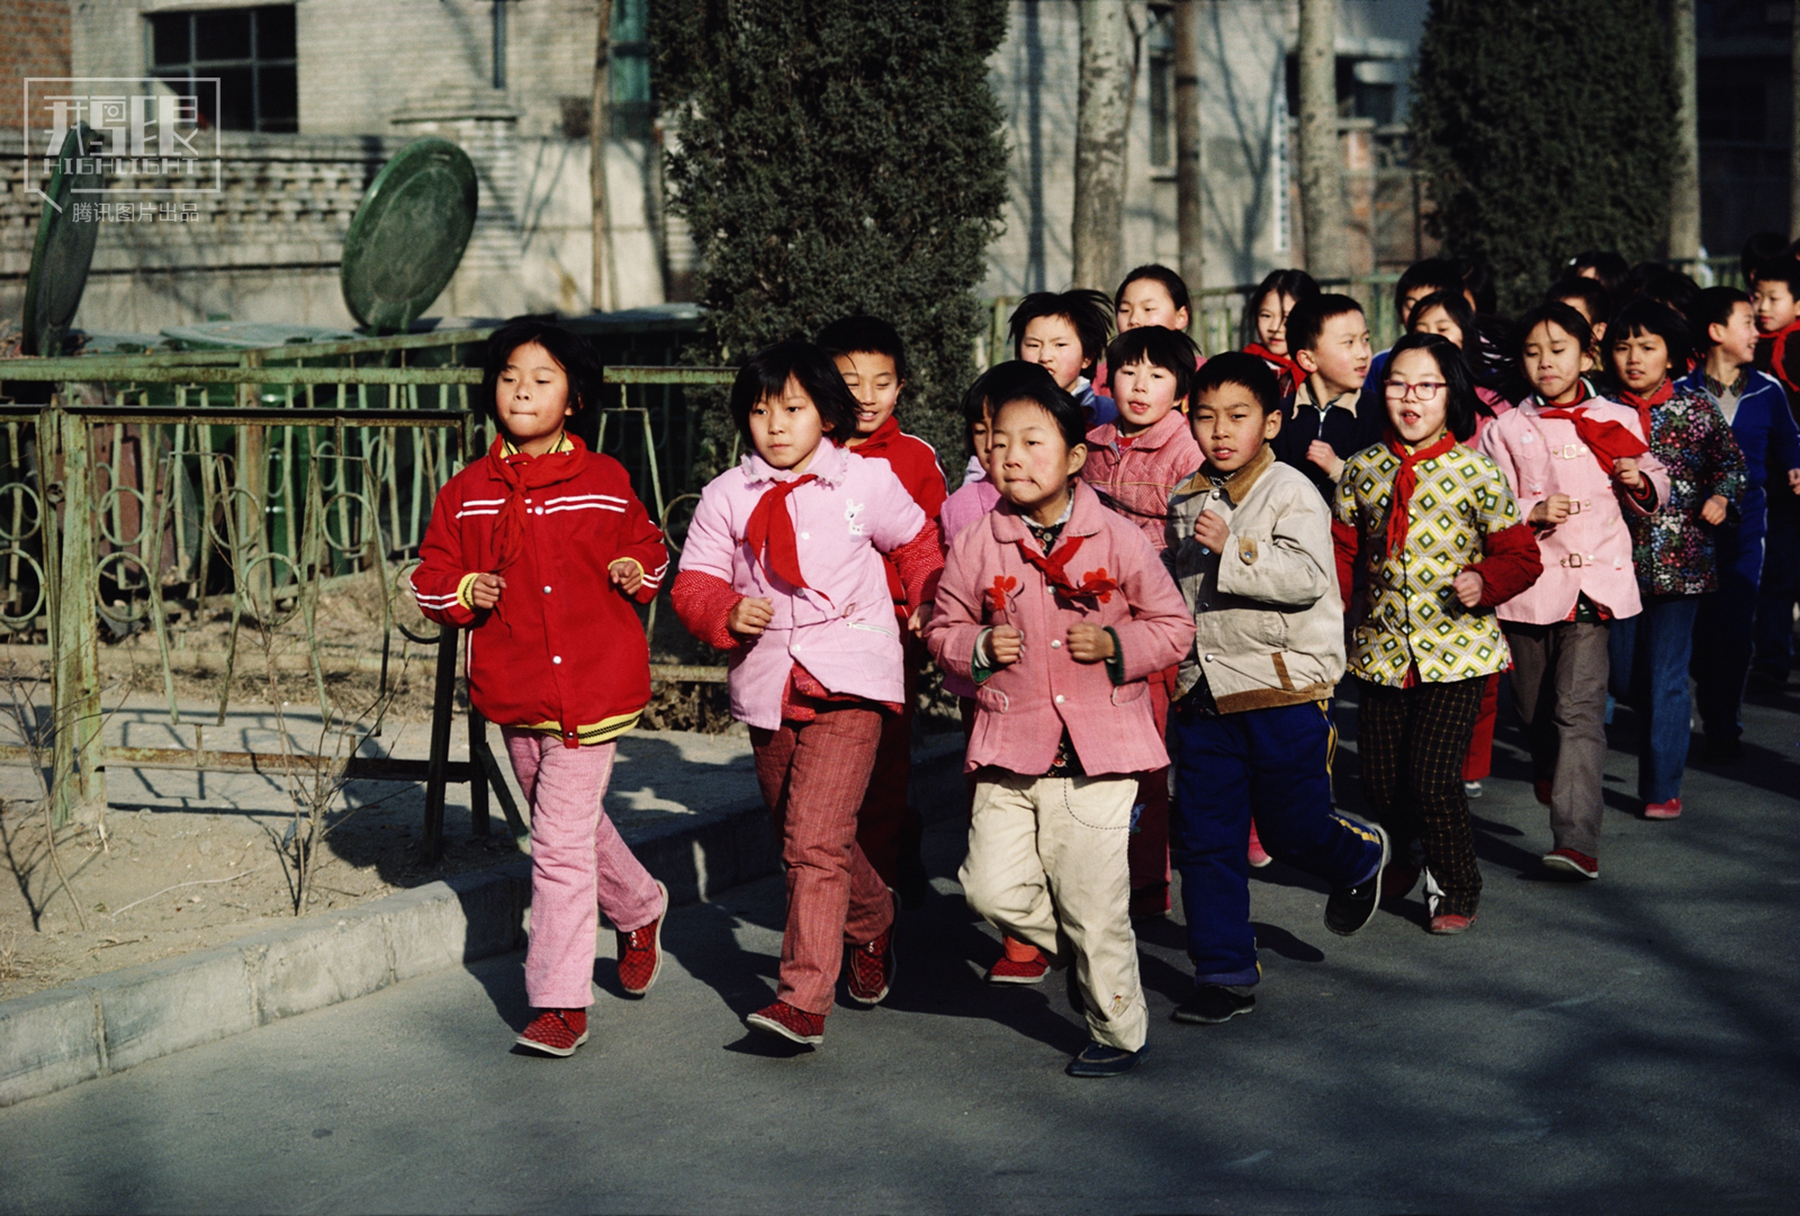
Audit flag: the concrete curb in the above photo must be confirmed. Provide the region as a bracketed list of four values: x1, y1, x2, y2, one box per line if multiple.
[0, 736, 965, 1108]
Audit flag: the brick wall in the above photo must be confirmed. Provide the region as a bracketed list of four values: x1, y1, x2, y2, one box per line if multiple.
[0, 1, 72, 130]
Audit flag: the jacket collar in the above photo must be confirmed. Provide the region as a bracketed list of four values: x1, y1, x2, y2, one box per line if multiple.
[1093, 407, 1189, 454]
[850, 414, 903, 453]
[989, 478, 1109, 544]
[1174, 442, 1274, 505]
[740, 438, 851, 488]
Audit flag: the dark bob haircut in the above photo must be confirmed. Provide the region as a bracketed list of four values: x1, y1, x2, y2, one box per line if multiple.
[1691, 286, 1752, 351]
[1284, 292, 1365, 356]
[816, 314, 908, 383]
[1382, 332, 1478, 443]
[1607, 298, 1693, 377]
[1104, 326, 1201, 403]
[727, 340, 860, 443]
[481, 318, 602, 421]
[1547, 276, 1612, 326]
[1244, 268, 1319, 345]
[961, 361, 1061, 446]
[1514, 301, 1594, 357]
[1406, 288, 1476, 339]
[1114, 263, 1191, 314]
[990, 378, 1089, 453]
[1395, 257, 1465, 315]
[1007, 289, 1115, 365]
[1189, 350, 1281, 417]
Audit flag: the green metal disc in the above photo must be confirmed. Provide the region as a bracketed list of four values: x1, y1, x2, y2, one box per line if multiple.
[21, 125, 101, 356]
[340, 137, 478, 333]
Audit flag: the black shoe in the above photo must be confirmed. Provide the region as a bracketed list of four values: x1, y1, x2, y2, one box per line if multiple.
[1172, 983, 1255, 1024]
[1065, 1041, 1148, 1077]
[1701, 734, 1743, 763]
[1325, 822, 1390, 937]
[896, 848, 931, 911]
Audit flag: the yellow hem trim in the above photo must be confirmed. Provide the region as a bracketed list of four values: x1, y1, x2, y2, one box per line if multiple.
[524, 709, 642, 746]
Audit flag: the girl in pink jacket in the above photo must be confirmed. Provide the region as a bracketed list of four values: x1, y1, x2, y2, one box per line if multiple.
[925, 378, 1194, 1079]
[671, 341, 943, 1049]
[1479, 303, 1669, 881]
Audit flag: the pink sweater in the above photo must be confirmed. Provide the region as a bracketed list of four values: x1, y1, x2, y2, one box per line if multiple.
[1080, 409, 1202, 552]
[925, 480, 1195, 777]
[937, 459, 1004, 699]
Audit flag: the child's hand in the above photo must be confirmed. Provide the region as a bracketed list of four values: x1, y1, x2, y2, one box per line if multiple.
[469, 573, 505, 609]
[729, 596, 774, 638]
[1065, 622, 1115, 663]
[1452, 569, 1484, 608]
[1531, 494, 1573, 526]
[608, 559, 644, 595]
[1193, 510, 1230, 554]
[1701, 495, 1728, 525]
[907, 603, 934, 637]
[1611, 456, 1644, 491]
[1306, 440, 1344, 481]
[985, 624, 1024, 666]
[1787, 467, 1800, 494]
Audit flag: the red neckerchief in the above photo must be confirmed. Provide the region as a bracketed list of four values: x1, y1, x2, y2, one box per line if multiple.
[744, 473, 823, 598]
[1383, 429, 1459, 558]
[486, 435, 584, 572]
[1538, 390, 1648, 474]
[1245, 342, 1303, 383]
[1014, 533, 1121, 604]
[1768, 319, 1800, 394]
[1618, 379, 1673, 439]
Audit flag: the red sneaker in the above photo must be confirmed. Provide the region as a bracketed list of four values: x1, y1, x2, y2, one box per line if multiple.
[1644, 798, 1682, 820]
[1534, 779, 1554, 806]
[1247, 819, 1272, 869]
[1542, 848, 1599, 880]
[1428, 913, 1475, 935]
[746, 1000, 825, 1045]
[846, 927, 895, 1005]
[515, 1008, 588, 1057]
[985, 950, 1050, 985]
[617, 881, 668, 996]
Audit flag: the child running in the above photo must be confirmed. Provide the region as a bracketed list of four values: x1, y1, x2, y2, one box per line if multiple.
[671, 340, 944, 1047]
[1009, 289, 1118, 427]
[1333, 334, 1541, 934]
[1479, 303, 1669, 881]
[1163, 353, 1389, 1023]
[1081, 325, 1204, 917]
[412, 319, 672, 1058]
[1273, 293, 1380, 504]
[925, 377, 1194, 1077]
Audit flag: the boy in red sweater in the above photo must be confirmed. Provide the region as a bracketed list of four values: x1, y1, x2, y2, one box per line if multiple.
[819, 316, 948, 908]
[412, 320, 670, 1059]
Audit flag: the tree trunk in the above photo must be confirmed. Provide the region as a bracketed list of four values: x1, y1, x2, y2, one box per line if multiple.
[1296, 0, 1345, 280]
[591, 0, 613, 312]
[1173, 0, 1203, 294]
[1073, 0, 1131, 292]
[1669, 0, 1701, 261]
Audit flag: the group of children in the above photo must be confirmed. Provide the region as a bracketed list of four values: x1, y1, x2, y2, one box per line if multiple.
[411, 242, 1800, 1078]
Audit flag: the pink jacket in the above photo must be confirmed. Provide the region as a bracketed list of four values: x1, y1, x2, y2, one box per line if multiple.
[1080, 409, 1203, 552]
[925, 480, 1195, 777]
[1477, 397, 1669, 625]
[938, 459, 1004, 699]
[678, 441, 928, 730]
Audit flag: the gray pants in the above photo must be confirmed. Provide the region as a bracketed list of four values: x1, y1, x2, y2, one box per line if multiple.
[1504, 621, 1611, 857]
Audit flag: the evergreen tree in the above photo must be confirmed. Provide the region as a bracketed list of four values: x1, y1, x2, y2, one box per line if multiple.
[652, 0, 1010, 470]
[1411, 0, 1677, 312]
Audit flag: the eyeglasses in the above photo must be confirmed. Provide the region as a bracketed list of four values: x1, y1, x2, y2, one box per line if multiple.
[1384, 380, 1447, 401]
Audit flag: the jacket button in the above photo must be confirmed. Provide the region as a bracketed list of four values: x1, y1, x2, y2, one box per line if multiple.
[1054, 694, 1065, 704]
[552, 655, 562, 664]
[1204, 653, 1215, 662]
[800, 532, 810, 540]
[1050, 638, 1062, 648]
[543, 585, 552, 594]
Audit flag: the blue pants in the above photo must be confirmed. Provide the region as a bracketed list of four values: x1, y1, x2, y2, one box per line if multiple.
[1169, 700, 1384, 987]
[1608, 594, 1701, 805]
[1694, 522, 1763, 744]
[1755, 494, 1799, 671]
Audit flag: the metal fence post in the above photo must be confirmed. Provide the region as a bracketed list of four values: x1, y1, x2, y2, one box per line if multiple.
[419, 623, 459, 862]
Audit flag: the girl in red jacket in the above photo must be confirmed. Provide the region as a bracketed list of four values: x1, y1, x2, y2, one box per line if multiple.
[412, 319, 671, 1058]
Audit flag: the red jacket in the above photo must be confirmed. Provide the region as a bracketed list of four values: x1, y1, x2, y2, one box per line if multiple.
[411, 435, 668, 746]
[850, 415, 947, 606]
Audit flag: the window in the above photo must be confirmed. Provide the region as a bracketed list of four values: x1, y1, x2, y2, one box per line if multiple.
[147, 6, 297, 133]
[611, 0, 652, 138]
[1147, 16, 1173, 168]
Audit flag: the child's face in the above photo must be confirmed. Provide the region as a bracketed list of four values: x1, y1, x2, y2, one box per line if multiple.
[989, 398, 1085, 519]
[1409, 304, 1464, 349]
[1192, 383, 1280, 473]
[969, 407, 995, 469]
[747, 375, 829, 473]
[1254, 292, 1297, 355]
[1295, 311, 1372, 396]
[1753, 279, 1798, 333]
[1110, 358, 1183, 435]
[1018, 315, 1089, 392]
[1711, 301, 1760, 367]
[1522, 320, 1585, 403]
[1384, 347, 1450, 446]
[1611, 330, 1671, 394]
[832, 351, 903, 439]
[1117, 280, 1189, 332]
[1400, 285, 1437, 326]
[494, 341, 575, 449]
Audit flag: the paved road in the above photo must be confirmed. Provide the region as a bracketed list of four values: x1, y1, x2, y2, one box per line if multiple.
[3, 684, 1797, 1215]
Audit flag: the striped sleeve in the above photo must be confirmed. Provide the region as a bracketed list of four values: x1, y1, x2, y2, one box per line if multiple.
[412, 480, 478, 627]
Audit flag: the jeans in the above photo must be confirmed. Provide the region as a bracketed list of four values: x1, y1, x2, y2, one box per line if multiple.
[1608, 594, 1702, 805]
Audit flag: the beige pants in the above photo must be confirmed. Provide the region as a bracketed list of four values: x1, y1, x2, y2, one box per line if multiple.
[960, 770, 1147, 1052]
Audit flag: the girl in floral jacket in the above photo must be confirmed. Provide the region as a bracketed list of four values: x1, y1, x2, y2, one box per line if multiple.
[1605, 300, 1746, 820]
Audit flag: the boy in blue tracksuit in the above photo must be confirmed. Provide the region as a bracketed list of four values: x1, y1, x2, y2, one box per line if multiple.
[1682, 286, 1800, 759]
